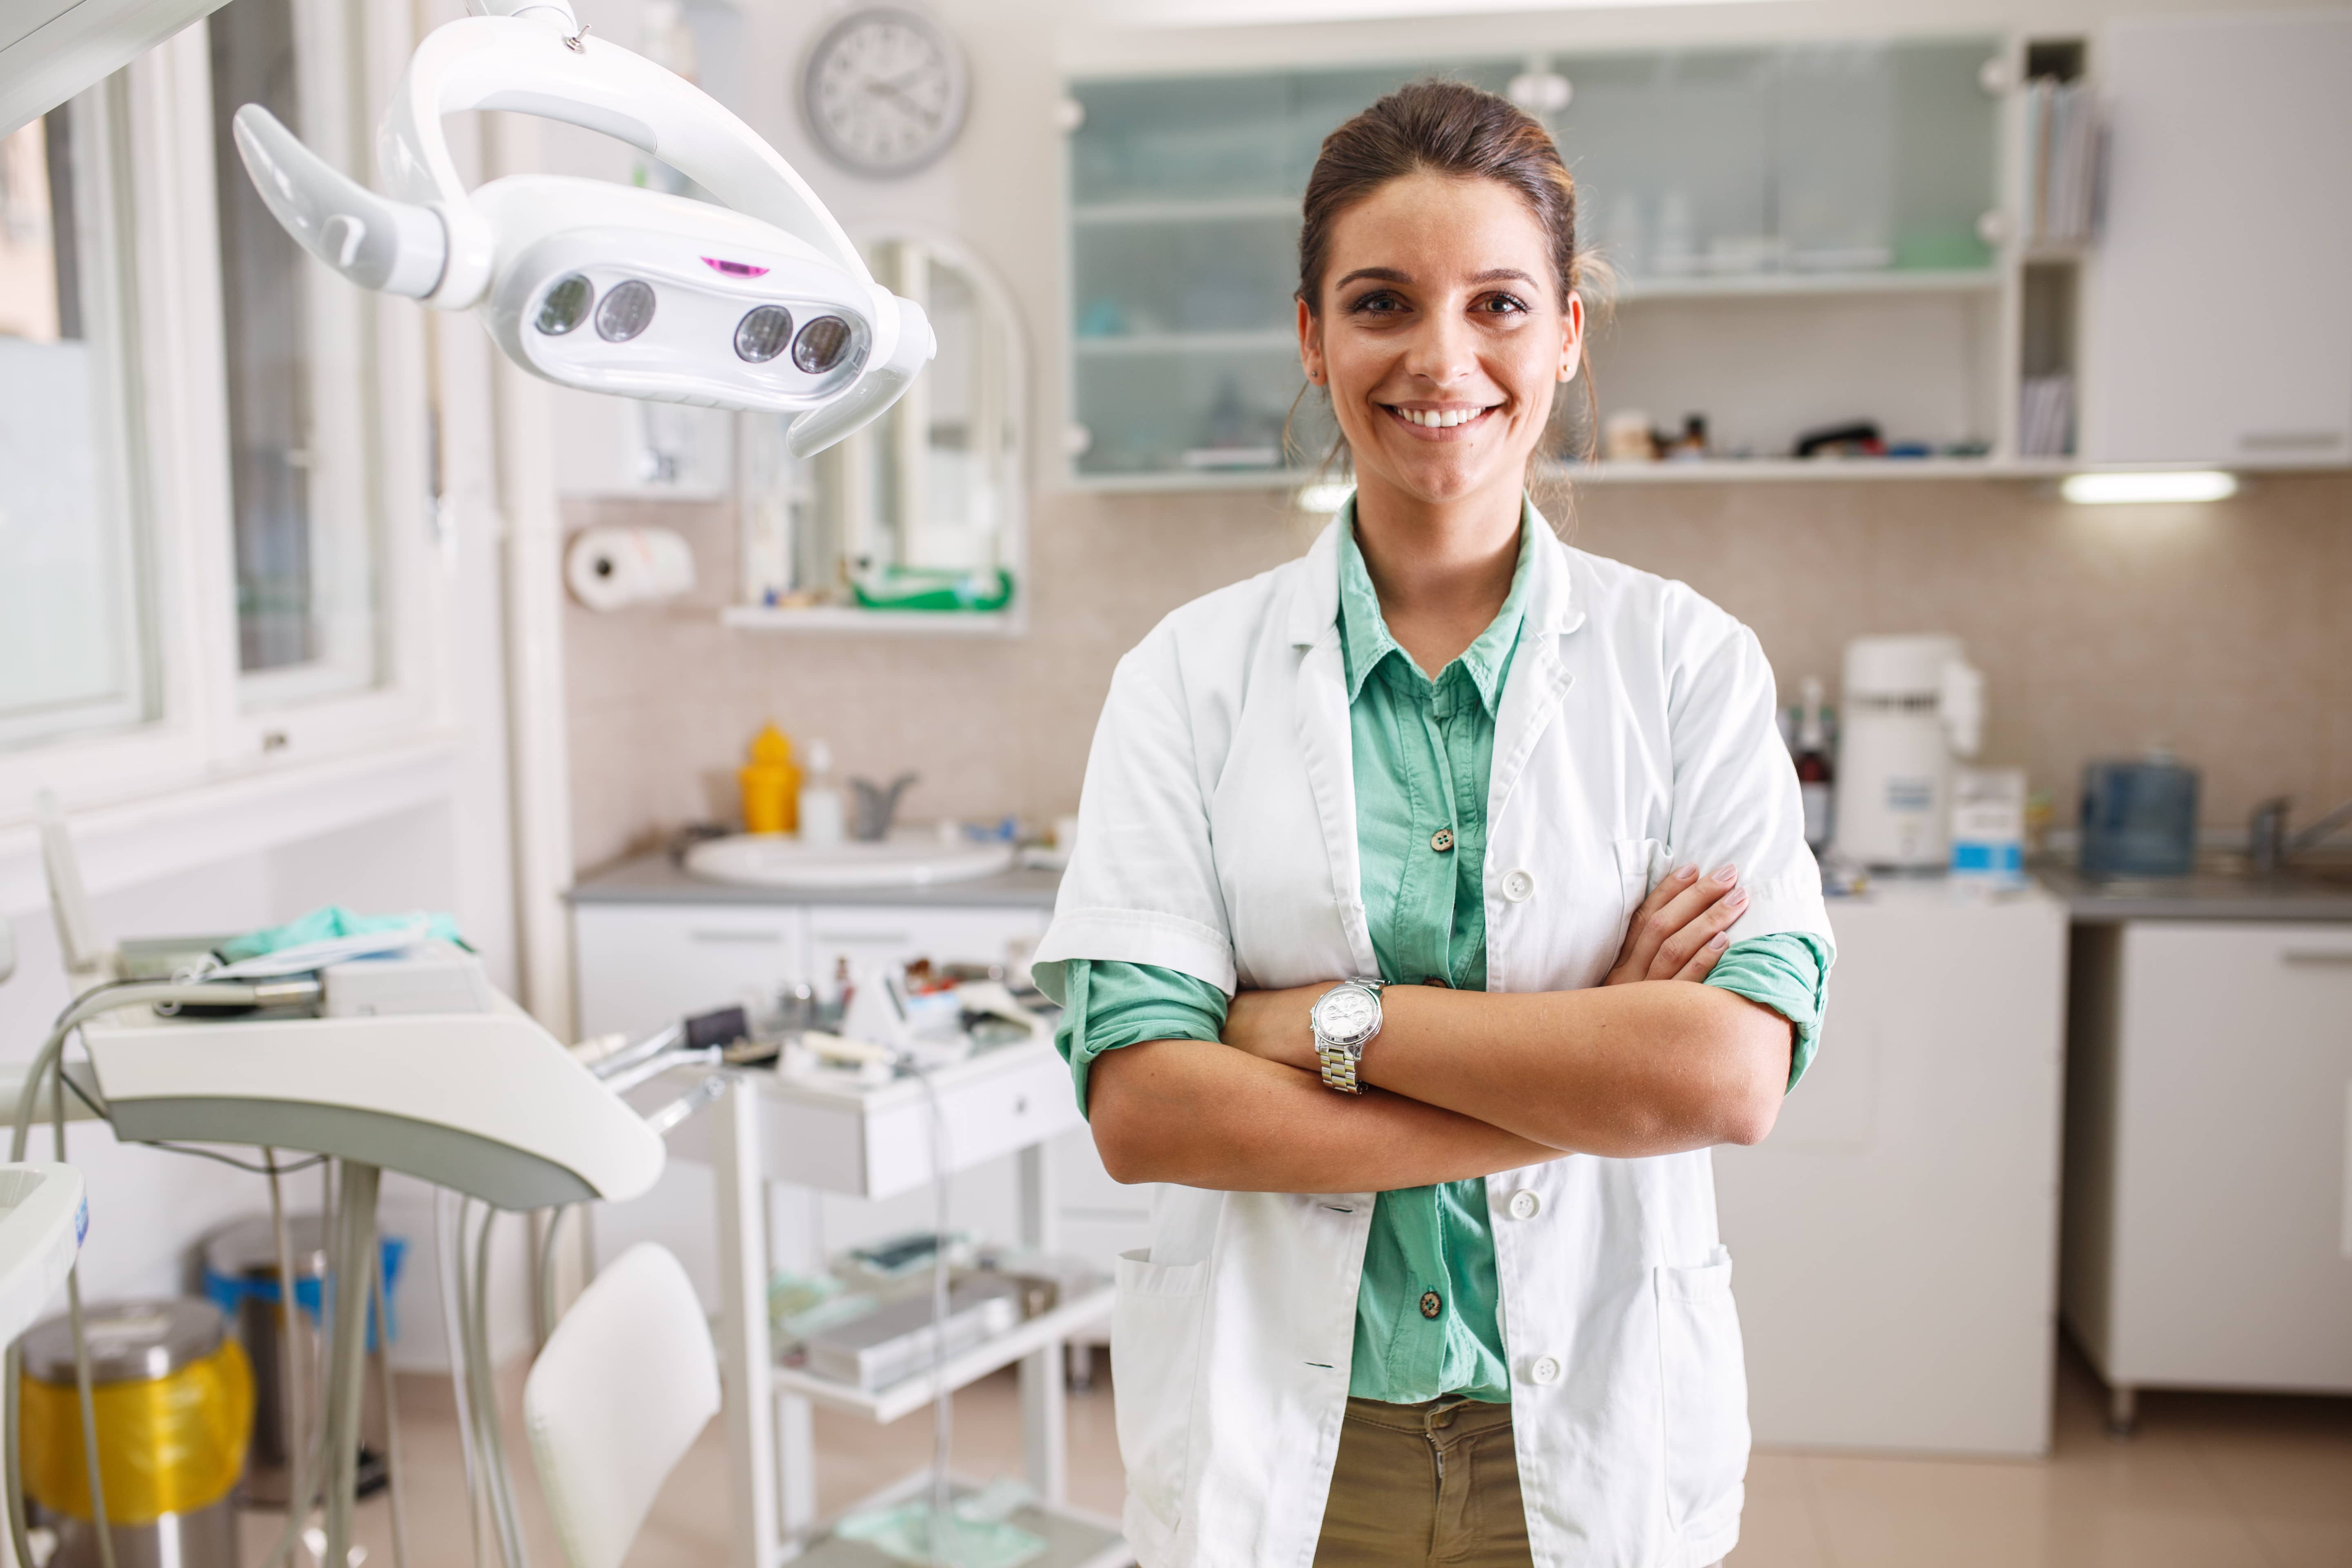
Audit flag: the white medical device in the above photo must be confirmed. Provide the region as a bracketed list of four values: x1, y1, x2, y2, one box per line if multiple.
[231, 0, 935, 456]
[1832, 634, 1987, 870]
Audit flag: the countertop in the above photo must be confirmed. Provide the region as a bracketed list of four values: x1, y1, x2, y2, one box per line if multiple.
[566, 849, 1064, 909]
[568, 849, 2352, 923]
[2035, 859, 2352, 923]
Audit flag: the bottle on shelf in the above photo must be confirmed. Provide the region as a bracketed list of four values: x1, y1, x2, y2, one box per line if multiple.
[1794, 677, 1835, 853]
[798, 738, 847, 846]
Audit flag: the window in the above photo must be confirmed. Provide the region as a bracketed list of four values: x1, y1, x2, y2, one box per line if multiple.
[209, 0, 383, 707]
[0, 0, 435, 814]
[0, 97, 154, 753]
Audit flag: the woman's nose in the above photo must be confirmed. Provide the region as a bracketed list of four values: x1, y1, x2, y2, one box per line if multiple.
[1399, 311, 1477, 388]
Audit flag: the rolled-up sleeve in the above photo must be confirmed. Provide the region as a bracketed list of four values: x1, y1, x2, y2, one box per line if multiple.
[1054, 958, 1230, 1118]
[1704, 932, 1833, 1090]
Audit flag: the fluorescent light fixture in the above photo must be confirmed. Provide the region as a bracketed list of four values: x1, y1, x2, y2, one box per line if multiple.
[2060, 470, 2238, 505]
[1296, 481, 1353, 514]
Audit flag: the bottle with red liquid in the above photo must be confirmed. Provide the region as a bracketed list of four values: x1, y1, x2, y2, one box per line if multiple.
[1794, 676, 1834, 853]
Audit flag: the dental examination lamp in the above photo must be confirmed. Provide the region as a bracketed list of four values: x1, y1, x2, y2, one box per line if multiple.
[231, 0, 935, 457]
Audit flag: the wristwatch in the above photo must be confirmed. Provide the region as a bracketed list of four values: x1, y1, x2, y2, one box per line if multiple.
[1311, 979, 1385, 1094]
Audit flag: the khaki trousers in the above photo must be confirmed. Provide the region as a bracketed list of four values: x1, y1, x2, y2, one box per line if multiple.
[1312, 1396, 1531, 1567]
[1310, 1395, 1728, 1568]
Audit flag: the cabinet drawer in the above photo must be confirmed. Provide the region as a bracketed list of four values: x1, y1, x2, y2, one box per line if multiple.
[572, 904, 811, 1040]
[860, 1045, 1080, 1200]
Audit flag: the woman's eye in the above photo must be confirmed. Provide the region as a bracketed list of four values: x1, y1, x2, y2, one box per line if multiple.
[1346, 292, 1406, 316]
[1475, 294, 1530, 316]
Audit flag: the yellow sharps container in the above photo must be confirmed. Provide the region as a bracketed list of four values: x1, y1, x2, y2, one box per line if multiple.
[20, 1299, 252, 1568]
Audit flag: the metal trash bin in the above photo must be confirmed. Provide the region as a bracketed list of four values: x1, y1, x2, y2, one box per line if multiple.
[19, 1298, 251, 1568]
[200, 1215, 403, 1508]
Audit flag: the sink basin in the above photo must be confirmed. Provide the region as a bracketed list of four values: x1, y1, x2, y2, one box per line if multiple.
[684, 833, 1017, 891]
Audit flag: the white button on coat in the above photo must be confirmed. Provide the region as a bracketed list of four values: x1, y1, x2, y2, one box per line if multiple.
[1507, 1188, 1542, 1220]
[1034, 508, 1833, 1568]
[1530, 1355, 1564, 1385]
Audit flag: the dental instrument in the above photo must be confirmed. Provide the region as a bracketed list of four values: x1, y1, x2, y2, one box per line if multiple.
[229, 0, 934, 457]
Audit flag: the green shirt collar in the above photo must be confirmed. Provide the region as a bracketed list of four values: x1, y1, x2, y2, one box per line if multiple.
[1336, 495, 1537, 715]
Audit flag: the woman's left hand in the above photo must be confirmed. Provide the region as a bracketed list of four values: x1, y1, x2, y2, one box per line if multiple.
[1222, 983, 1337, 1073]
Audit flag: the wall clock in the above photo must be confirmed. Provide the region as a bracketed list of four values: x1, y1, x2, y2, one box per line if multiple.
[801, 7, 969, 177]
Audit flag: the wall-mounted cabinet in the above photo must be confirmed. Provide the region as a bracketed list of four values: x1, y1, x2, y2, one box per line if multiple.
[1064, 39, 2013, 488]
[1062, 18, 2352, 490]
[2078, 12, 2352, 469]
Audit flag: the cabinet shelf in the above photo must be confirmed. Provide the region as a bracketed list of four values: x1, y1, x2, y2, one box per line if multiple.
[1613, 267, 2002, 302]
[773, 1283, 1116, 1424]
[1071, 195, 1297, 226]
[1073, 329, 1296, 357]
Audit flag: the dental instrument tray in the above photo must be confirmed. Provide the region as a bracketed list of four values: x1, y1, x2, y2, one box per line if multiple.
[802, 1277, 1023, 1391]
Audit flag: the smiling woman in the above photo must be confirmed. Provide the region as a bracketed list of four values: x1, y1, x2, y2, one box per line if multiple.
[1036, 78, 1831, 1568]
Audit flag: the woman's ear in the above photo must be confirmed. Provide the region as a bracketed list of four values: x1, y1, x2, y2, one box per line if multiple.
[1558, 291, 1584, 384]
[1296, 296, 1324, 386]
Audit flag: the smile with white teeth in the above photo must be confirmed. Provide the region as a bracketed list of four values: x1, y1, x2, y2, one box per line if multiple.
[1389, 404, 1497, 428]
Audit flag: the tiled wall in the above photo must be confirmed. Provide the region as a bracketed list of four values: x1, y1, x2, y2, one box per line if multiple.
[563, 471, 2352, 874]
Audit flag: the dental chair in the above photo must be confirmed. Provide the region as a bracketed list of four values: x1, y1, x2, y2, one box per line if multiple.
[524, 1243, 719, 1568]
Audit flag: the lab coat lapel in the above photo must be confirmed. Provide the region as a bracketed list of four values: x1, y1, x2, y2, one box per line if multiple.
[1288, 522, 1381, 980]
[1489, 516, 1586, 822]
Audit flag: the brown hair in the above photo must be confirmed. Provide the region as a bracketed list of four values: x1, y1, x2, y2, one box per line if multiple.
[1289, 78, 1599, 476]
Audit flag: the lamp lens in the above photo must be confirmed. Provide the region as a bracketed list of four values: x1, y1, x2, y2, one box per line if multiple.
[595, 280, 657, 342]
[734, 305, 795, 363]
[535, 275, 594, 335]
[793, 315, 854, 373]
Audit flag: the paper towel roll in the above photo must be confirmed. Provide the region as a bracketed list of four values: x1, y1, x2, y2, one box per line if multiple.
[565, 526, 697, 611]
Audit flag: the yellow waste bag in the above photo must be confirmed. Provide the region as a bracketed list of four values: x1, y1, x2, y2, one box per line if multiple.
[21, 1338, 253, 1524]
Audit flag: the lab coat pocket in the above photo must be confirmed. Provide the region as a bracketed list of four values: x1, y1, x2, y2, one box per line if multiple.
[1112, 1249, 1209, 1531]
[1614, 837, 1673, 927]
[1656, 1247, 1750, 1537]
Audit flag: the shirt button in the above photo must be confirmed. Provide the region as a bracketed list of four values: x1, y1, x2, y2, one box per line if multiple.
[1420, 1291, 1443, 1320]
[1529, 1355, 1562, 1385]
[1430, 828, 1454, 853]
[1507, 1189, 1541, 1220]
[1502, 869, 1537, 903]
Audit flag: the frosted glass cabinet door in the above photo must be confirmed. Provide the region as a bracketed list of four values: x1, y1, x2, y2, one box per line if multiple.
[2080, 13, 2352, 466]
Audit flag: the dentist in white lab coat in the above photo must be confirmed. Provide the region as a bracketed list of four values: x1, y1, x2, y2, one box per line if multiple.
[1036, 80, 1832, 1568]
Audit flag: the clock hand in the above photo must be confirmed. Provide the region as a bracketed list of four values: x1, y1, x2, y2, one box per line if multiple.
[862, 75, 940, 127]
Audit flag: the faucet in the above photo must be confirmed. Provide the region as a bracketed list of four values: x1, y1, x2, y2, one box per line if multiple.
[2247, 795, 2352, 875]
[849, 772, 920, 842]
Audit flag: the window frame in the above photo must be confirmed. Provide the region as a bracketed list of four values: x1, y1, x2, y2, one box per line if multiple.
[0, 2, 448, 821]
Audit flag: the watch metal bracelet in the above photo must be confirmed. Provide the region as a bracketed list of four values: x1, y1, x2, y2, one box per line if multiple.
[1316, 1039, 1364, 1095]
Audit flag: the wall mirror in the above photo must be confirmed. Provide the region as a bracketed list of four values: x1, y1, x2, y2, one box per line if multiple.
[737, 233, 1027, 628]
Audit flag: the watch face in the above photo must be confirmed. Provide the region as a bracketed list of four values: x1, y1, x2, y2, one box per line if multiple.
[1314, 986, 1380, 1049]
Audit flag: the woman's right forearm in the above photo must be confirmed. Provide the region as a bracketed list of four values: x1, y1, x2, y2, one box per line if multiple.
[1087, 1037, 1561, 1193]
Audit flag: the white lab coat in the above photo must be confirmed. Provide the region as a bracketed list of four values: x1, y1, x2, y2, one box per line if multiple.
[1034, 510, 1832, 1568]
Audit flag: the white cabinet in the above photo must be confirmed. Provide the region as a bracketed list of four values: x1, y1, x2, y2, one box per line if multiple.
[574, 902, 812, 1042]
[2061, 921, 2352, 1408]
[1714, 882, 2070, 1456]
[2079, 13, 2352, 466]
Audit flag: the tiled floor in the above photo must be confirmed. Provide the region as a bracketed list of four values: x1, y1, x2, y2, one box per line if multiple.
[237, 1341, 2349, 1566]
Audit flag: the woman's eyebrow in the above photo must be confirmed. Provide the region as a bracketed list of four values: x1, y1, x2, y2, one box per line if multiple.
[1334, 267, 1412, 289]
[1469, 268, 1538, 285]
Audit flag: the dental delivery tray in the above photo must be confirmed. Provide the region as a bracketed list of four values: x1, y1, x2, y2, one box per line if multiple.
[79, 990, 663, 1211]
[0, 1165, 86, 1348]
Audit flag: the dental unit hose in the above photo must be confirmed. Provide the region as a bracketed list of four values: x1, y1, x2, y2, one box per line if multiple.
[5, 974, 319, 1568]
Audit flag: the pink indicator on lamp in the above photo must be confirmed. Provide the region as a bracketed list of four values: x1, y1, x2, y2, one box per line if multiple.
[702, 256, 771, 278]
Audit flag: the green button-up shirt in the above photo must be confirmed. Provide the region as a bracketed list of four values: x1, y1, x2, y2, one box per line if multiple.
[1056, 498, 1829, 1405]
